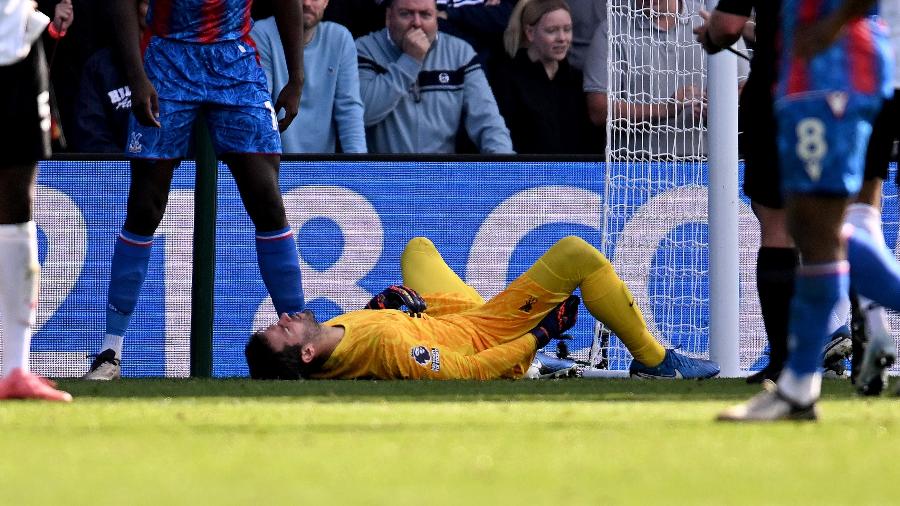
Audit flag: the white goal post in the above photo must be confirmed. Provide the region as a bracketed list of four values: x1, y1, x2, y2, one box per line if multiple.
[588, 0, 749, 376]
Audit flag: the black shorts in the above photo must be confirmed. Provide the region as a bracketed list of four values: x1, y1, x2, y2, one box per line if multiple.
[0, 39, 50, 164]
[739, 77, 783, 209]
[863, 91, 899, 183]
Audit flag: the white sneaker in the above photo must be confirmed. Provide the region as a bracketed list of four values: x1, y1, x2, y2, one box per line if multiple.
[82, 349, 121, 380]
[717, 380, 818, 422]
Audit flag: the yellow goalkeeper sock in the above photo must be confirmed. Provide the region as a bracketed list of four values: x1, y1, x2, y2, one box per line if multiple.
[581, 265, 665, 367]
[524, 236, 665, 367]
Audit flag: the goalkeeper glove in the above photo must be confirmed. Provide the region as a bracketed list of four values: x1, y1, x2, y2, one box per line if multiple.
[365, 285, 427, 317]
[532, 295, 580, 348]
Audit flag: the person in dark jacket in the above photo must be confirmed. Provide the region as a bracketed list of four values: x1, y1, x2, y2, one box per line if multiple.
[72, 0, 148, 153]
[73, 47, 131, 152]
[489, 0, 601, 154]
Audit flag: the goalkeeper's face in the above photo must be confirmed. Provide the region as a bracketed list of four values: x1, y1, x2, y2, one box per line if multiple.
[261, 310, 322, 353]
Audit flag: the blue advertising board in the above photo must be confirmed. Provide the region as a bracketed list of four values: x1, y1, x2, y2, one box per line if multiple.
[23, 159, 900, 377]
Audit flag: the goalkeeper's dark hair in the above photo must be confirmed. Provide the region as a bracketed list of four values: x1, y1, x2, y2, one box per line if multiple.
[245, 331, 303, 380]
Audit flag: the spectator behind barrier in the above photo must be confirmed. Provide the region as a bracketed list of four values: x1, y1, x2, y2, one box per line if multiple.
[582, 0, 707, 160]
[73, 0, 149, 153]
[356, 0, 513, 154]
[489, 0, 601, 154]
[435, 0, 516, 73]
[566, 0, 605, 70]
[322, 0, 388, 39]
[38, 0, 75, 151]
[252, 0, 367, 153]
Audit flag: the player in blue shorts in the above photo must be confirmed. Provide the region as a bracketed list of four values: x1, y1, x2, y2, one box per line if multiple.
[83, 0, 306, 379]
[719, 0, 900, 421]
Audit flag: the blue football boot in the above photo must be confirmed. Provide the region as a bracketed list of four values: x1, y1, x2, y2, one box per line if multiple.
[629, 349, 720, 379]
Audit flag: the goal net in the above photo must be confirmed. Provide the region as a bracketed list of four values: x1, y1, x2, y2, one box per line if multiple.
[582, 0, 766, 374]
[579, 0, 900, 377]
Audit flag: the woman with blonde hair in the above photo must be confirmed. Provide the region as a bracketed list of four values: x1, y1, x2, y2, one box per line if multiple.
[490, 0, 600, 154]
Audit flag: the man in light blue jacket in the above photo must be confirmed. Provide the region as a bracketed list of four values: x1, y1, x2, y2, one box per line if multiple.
[356, 0, 513, 153]
[252, 0, 367, 153]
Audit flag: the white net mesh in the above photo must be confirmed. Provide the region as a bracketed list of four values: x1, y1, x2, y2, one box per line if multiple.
[588, 0, 764, 372]
[605, 0, 707, 162]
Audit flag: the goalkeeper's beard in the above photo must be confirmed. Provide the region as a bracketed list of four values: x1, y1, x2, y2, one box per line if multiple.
[295, 320, 327, 378]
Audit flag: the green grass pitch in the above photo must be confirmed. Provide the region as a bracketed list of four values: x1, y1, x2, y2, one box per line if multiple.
[1, 378, 899, 505]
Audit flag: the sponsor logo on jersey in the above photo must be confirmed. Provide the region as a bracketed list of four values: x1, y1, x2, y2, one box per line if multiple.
[518, 296, 537, 313]
[127, 132, 143, 154]
[430, 348, 441, 372]
[438, 72, 450, 84]
[411, 345, 431, 366]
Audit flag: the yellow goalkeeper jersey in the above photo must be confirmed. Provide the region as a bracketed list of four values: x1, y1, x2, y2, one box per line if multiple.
[308, 308, 537, 380]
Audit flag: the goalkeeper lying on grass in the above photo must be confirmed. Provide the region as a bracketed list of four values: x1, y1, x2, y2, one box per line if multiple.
[245, 236, 720, 380]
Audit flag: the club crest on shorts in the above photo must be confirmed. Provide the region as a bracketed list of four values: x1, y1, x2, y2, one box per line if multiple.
[519, 296, 537, 313]
[411, 345, 431, 366]
[127, 132, 143, 154]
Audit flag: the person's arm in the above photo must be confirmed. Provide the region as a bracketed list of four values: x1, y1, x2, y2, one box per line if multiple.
[333, 29, 368, 153]
[383, 332, 537, 380]
[694, 9, 750, 54]
[49, 0, 73, 38]
[585, 91, 607, 127]
[111, 0, 158, 127]
[461, 56, 514, 153]
[583, 20, 696, 125]
[793, 0, 878, 59]
[271, 0, 304, 131]
[356, 35, 422, 126]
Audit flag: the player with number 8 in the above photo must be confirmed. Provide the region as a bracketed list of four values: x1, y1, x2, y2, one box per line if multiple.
[719, 0, 900, 421]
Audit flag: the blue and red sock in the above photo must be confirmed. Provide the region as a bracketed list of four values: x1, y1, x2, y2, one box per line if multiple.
[256, 227, 305, 315]
[786, 261, 848, 376]
[106, 229, 154, 337]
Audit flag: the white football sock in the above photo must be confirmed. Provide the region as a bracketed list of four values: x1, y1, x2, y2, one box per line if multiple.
[844, 203, 892, 346]
[0, 222, 40, 376]
[101, 334, 123, 359]
[777, 368, 822, 406]
[846, 203, 887, 250]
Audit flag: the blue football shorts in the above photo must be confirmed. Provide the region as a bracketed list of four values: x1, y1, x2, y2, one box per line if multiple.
[776, 91, 883, 197]
[126, 37, 281, 159]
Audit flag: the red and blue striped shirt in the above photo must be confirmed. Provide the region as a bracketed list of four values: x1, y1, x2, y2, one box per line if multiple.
[777, 0, 892, 98]
[146, 0, 253, 43]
